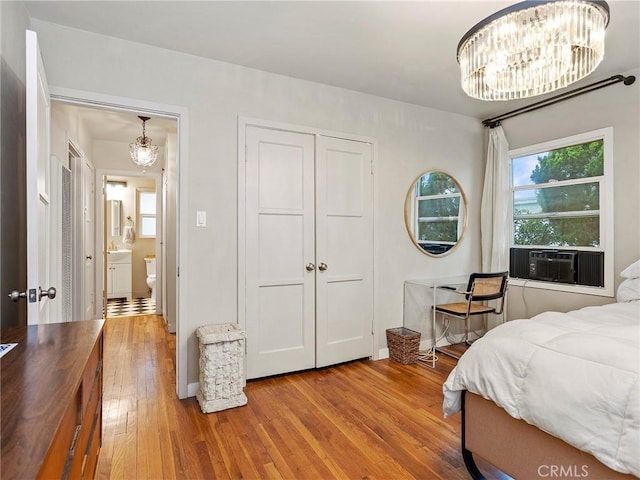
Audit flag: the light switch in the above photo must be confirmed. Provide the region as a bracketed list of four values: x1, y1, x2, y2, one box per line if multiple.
[196, 210, 206, 227]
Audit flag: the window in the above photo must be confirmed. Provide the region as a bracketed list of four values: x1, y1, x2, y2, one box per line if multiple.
[508, 128, 613, 296]
[137, 189, 156, 238]
[105, 180, 127, 201]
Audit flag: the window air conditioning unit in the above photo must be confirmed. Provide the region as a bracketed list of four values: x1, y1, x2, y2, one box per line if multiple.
[529, 250, 577, 284]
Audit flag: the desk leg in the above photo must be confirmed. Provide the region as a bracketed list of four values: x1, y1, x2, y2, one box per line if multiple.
[431, 286, 437, 368]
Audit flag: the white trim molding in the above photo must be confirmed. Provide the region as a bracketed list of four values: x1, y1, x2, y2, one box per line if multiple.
[50, 86, 190, 399]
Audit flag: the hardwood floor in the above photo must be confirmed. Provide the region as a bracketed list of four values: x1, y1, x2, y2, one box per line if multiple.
[96, 315, 510, 479]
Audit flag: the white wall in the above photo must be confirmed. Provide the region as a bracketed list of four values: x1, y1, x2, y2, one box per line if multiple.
[502, 67, 640, 319]
[51, 102, 93, 169]
[1, 1, 29, 81]
[91, 138, 165, 174]
[32, 19, 485, 386]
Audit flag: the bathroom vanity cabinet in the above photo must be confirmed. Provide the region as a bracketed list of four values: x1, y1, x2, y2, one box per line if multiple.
[107, 250, 132, 300]
[0, 320, 104, 479]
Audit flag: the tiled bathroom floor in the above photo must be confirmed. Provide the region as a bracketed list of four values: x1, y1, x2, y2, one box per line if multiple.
[106, 298, 156, 318]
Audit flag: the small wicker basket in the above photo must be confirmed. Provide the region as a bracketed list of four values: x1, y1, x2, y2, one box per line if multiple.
[386, 327, 421, 365]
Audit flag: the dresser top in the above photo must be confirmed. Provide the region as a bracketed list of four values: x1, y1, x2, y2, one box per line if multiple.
[1, 320, 104, 479]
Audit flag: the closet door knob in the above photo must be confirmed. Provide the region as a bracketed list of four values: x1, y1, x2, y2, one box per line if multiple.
[318, 262, 328, 271]
[305, 263, 316, 272]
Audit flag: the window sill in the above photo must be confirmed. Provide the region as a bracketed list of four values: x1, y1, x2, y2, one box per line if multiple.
[508, 278, 614, 298]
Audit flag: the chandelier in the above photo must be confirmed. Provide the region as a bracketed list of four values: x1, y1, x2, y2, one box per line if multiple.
[129, 116, 159, 168]
[457, 0, 610, 101]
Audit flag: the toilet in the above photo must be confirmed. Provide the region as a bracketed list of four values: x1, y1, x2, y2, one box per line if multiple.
[144, 256, 156, 302]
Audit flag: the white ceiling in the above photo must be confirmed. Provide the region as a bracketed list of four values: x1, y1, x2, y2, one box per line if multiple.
[53, 102, 177, 145]
[28, 1, 640, 140]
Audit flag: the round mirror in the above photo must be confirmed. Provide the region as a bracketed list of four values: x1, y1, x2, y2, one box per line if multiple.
[404, 170, 468, 256]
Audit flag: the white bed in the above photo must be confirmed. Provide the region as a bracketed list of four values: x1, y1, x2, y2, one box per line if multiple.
[443, 300, 640, 478]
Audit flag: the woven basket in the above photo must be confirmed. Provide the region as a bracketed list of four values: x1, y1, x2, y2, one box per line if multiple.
[386, 327, 421, 365]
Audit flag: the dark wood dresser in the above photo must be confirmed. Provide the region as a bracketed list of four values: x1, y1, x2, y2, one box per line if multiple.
[1, 320, 104, 479]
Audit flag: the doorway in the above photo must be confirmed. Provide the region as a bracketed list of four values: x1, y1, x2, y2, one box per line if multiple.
[100, 173, 161, 321]
[50, 90, 188, 399]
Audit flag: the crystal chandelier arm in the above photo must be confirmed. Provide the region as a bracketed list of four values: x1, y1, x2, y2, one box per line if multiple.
[139, 115, 150, 143]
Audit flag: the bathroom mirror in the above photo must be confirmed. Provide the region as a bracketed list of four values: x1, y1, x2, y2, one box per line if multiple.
[404, 170, 468, 256]
[110, 200, 122, 237]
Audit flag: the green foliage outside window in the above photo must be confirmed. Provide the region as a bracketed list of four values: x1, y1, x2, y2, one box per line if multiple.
[418, 217, 458, 242]
[513, 140, 603, 247]
[418, 172, 459, 196]
[416, 172, 460, 243]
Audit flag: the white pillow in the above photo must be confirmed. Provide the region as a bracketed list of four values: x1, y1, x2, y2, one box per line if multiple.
[621, 259, 640, 279]
[617, 278, 640, 302]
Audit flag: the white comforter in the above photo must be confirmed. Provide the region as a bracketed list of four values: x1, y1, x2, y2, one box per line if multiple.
[443, 301, 640, 477]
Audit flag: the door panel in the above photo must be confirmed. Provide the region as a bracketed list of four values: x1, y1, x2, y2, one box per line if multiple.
[258, 142, 305, 210]
[258, 215, 304, 284]
[245, 126, 316, 379]
[26, 29, 53, 324]
[326, 280, 369, 343]
[325, 148, 365, 215]
[258, 285, 305, 352]
[315, 136, 373, 367]
[0, 51, 27, 328]
[327, 217, 367, 275]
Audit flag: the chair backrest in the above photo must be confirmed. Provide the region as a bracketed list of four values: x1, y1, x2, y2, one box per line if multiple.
[466, 272, 508, 301]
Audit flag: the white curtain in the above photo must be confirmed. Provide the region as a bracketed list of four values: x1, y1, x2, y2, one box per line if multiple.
[481, 125, 510, 272]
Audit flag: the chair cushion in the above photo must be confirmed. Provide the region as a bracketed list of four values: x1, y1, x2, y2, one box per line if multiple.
[434, 302, 496, 316]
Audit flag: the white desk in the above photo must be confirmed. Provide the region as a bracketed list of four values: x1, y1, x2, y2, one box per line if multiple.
[403, 275, 469, 367]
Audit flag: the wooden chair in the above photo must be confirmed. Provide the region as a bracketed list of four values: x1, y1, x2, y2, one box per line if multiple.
[433, 272, 508, 350]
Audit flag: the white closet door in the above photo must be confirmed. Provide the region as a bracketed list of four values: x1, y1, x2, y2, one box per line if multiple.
[315, 136, 373, 367]
[245, 126, 316, 379]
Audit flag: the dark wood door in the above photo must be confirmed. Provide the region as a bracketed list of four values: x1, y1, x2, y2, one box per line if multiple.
[0, 57, 27, 328]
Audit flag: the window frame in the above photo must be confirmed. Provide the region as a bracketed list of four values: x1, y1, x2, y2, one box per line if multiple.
[136, 188, 157, 239]
[507, 127, 614, 297]
[414, 189, 462, 248]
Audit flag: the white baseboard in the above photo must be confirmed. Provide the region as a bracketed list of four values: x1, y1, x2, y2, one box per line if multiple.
[165, 318, 176, 334]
